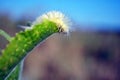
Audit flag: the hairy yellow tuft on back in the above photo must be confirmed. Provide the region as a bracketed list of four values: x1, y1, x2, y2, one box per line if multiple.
[32, 11, 71, 33]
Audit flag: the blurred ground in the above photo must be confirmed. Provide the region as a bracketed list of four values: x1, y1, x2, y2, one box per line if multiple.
[20, 32, 120, 80]
[0, 12, 120, 80]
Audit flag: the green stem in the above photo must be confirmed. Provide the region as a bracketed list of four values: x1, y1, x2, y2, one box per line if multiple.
[0, 29, 12, 42]
[5, 63, 21, 80]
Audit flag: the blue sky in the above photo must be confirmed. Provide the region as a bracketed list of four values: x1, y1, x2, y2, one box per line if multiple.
[0, 0, 120, 27]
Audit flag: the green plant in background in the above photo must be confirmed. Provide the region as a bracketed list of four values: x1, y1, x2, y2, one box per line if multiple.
[0, 11, 70, 80]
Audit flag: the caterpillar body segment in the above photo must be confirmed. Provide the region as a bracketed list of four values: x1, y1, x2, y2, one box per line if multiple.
[0, 11, 70, 80]
[0, 20, 59, 80]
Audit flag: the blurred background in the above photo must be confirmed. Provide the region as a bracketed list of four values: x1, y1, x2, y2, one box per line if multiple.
[0, 0, 120, 80]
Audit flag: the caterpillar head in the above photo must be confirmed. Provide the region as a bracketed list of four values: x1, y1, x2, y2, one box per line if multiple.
[32, 11, 71, 33]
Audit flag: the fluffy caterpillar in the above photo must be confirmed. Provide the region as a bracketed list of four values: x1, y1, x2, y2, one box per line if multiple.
[0, 11, 70, 80]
